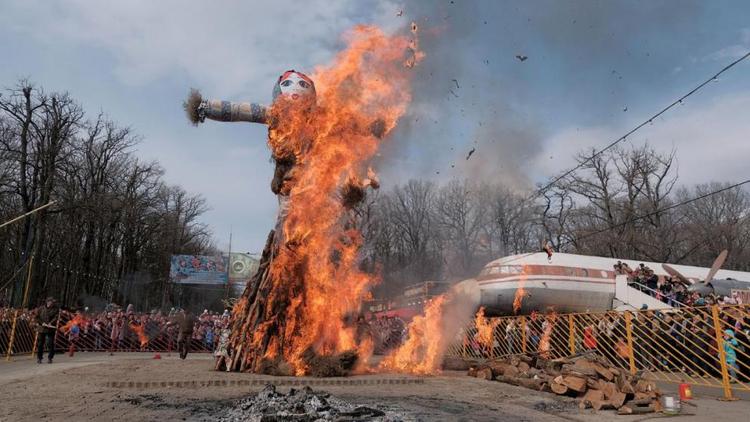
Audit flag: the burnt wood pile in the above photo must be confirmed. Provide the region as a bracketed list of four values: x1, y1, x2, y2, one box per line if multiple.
[219, 384, 394, 421]
[469, 353, 663, 415]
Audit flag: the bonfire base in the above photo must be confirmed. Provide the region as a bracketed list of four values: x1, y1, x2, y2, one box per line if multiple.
[252, 349, 360, 377]
[302, 349, 359, 377]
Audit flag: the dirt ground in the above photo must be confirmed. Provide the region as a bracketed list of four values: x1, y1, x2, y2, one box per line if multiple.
[0, 352, 748, 421]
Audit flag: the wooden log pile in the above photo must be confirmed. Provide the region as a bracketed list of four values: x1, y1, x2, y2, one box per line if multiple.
[468, 353, 662, 414]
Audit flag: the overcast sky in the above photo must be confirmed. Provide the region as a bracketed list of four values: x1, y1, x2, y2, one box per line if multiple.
[1, 0, 748, 253]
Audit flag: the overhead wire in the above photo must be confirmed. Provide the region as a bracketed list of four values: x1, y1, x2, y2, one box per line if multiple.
[533, 51, 750, 198]
[560, 179, 750, 248]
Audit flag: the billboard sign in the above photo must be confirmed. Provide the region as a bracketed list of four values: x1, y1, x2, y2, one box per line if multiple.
[228, 253, 259, 280]
[228, 252, 259, 295]
[169, 255, 228, 284]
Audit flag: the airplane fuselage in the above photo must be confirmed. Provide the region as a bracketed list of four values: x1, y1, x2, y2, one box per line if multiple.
[476, 252, 750, 315]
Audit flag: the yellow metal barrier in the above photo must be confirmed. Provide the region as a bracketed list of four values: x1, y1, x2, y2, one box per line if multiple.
[447, 305, 750, 399]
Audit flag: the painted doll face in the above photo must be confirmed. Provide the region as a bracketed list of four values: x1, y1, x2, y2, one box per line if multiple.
[274, 70, 315, 101]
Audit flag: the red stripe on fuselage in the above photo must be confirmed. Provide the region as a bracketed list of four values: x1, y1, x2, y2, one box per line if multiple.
[477, 276, 615, 286]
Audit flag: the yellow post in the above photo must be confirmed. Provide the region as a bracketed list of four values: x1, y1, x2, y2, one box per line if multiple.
[625, 312, 637, 375]
[489, 322, 496, 359]
[568, 314, 576, 355]
[711, 305, 735, 400]
[30, 332, 39, 357]
[5, 256, 33, 361]
[521, 316, 527, 354]
[5, 309, 19, 361]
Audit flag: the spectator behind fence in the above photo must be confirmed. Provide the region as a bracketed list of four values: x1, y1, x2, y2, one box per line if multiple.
[167, 308, 197, 360]
[35, 297, 59, 364]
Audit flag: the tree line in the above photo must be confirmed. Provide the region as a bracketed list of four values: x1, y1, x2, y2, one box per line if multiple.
[0, 81, 216, 310]
[360, 144, 750, 297]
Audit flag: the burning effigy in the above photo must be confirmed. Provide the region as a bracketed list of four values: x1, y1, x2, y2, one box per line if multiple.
[185, 24, 424, 376]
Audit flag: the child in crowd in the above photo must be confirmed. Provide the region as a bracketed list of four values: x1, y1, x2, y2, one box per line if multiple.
[214, 327, 232, 372]
[723, 329, 739, 382]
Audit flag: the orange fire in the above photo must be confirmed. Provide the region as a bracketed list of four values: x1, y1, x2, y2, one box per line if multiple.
[513, 265, 529, 314]
[129, 321, 149, 348]
[379, 280, 477, 375]
[538, 311, 558, 358]
[474, 306, 498, 353]
[379, 295, 447, 374]
[60, 313, 85, 335]
[238, 24, 422, 375]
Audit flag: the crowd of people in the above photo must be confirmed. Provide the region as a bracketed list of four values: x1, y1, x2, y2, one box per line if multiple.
[0, 301, 232, 356]
[614, 261, 744, 308]
[66, 304, 233, 354]
[466, 307, 749, 383]
[3, 293, 748, 382]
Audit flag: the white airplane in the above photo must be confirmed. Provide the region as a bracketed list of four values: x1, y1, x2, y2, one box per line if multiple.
[470, 251, 750, 315]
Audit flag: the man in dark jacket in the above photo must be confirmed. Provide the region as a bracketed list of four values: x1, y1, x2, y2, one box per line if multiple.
[168, 309, 196, 360]
[36, 297, 59, 364]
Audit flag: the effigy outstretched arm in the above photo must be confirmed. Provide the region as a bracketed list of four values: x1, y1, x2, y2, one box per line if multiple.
[184, 89, 267, 125]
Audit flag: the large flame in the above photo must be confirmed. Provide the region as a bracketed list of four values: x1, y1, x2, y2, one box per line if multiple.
[239, 25, 422, 375]
[474, 306, 498, 354]
[537, 311, 557, 358]
[513, 265, 529, 314]
[379, 282, 477, 375]
[379, 295, 447, 374]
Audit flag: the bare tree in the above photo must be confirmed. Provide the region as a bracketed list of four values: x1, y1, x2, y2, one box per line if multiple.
[0, 81, 215, 309]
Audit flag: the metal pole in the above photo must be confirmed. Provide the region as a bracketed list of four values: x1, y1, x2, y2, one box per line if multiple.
[568, 314, 576, 355]
[625, 312, 637, 375]
[30, 330, 39, 357]
[521, 316, 527, 354]
[489, 321, 496, 359]
[0, 201, 56, 230]
[5, 310, 19, 361]
[225, 227, 232, 301]
[711, 305, 735, 400]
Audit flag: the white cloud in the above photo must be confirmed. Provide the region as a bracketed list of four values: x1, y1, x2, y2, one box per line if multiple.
[536, 91, 750, 187]
[0, 0, 400, 97]
[704, 27, 749, 62]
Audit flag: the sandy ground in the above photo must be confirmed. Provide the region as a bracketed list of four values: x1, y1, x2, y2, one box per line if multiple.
[0, 352, 748, 421]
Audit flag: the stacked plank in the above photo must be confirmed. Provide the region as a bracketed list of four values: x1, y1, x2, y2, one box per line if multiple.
[468, 353, 661, 414]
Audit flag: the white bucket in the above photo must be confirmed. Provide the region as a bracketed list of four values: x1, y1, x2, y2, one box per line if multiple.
[661, 395, 681, 415]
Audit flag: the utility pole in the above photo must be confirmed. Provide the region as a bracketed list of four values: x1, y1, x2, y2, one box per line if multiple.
[225, 227, 233, 301]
